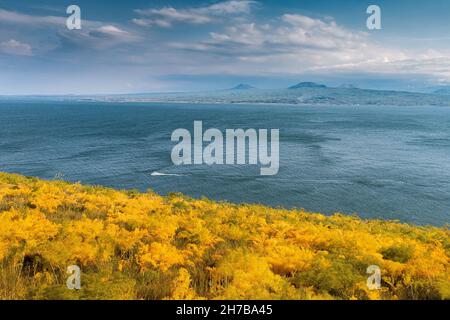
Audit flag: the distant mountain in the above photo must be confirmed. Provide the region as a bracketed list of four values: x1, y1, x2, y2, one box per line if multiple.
[417, 85, 450, 94]
[10, 85, 450, 107]
[230, 84, 255, 90]
[288, 82, 327, 89]
[433, 87, 450, 95]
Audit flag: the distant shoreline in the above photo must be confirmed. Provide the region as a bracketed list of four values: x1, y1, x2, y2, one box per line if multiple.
[1, 97, 450, 109]
[2, 85, 450, 107]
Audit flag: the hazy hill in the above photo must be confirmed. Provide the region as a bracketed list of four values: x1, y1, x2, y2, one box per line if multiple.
[4, 84, 450, 106]
[230, 84, 255, 90]
[434, 87, 450, 95]
[288, 82, 327, 89]
[84, 85, 450, 106]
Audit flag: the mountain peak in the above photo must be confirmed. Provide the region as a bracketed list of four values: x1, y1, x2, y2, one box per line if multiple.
[230, 84, 255, 90]
[288, 82, 327, 89]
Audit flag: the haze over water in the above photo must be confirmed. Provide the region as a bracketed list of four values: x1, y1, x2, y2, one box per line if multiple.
[0, 101, 449, 226]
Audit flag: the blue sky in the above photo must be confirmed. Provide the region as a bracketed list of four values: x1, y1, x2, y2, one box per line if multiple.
[1, 0, 450, 94]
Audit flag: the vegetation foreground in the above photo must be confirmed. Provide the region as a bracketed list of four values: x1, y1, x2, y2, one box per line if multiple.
[0, 172, 448, 300]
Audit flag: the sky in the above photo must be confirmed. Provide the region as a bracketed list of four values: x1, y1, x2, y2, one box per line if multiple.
[1, 0, 450, 94]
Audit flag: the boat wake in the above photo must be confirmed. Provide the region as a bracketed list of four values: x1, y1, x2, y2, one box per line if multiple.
[150, 171, 185, 177]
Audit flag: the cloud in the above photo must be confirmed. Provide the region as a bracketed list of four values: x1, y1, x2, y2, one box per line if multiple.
[131, 18, 172, 28]
[0, 39, 33, 56]
[186, 14, 372, 54]
[3, 4, 450, 93]
[163, 13, 450, 82]
[279, 14, 365, 50]
[0, 8, 65, 26]
[57, 24, 139, 51]
[168, 14, 412, 75]
[133, 1, 256, 28]
[200, 0, 256, 15]
[89, 25, 132, 39]
[0, 8, 138, 53]
[137, 7, 212, 25]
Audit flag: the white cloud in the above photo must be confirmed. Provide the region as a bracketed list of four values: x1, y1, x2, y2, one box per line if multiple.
[96, 25, 129, 35]
[0, 39, 32, 56]
[279, 14, 365, 50]
[0, 8, 65, 26]
[163, 13, 450, 82]
[197, 0, 256, 15]
[89, 25, 134, 39]
[197, 14, 373, 54]
[0, 8, 101, 29]
[169, 14, 437, 77]
[3, 5, 450, 90]
[0, 8, 138, 53]
[132, 18, 172, 28]
[138, 7, 212, 25]
[133, 1, 256, 28]
[60, 24, 139, 50]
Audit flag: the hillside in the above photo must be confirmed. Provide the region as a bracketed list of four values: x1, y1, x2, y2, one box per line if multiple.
[288, 82, 328, 89]
[230, 84, 255, 90]
[80, 86, 450, 107]
[4, 84, 450, 107]
[0, 172, 448, 300]
[434, 87, 450, 95]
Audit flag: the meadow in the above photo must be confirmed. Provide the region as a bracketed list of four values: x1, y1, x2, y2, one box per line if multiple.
[0, 172, 448, 300]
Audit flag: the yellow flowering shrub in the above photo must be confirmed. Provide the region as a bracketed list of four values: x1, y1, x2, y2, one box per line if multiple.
[138, 243, 184, 272]
[169, 268, 198, 300]
[0, 172, 448, 300]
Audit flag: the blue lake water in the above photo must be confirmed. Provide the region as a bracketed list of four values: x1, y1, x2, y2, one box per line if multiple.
[0, 101, 449, 226]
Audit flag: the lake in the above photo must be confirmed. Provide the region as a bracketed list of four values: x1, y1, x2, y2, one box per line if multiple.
[0, 101, 449, 226]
